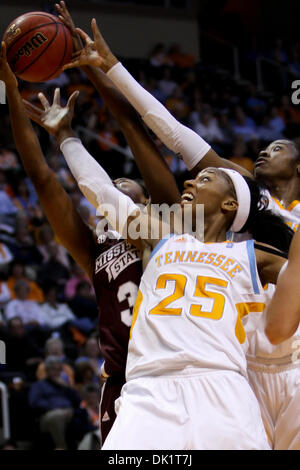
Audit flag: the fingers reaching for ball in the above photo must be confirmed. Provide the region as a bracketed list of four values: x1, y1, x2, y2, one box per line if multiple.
[67, 90, 80, 113]
[90, 19, 119, 72]
[0, 41, 18, 88]
[0, 41, 6, 59]
[38, 93, 51, 111]
[55, 1, 84, 52]
[23, 99, 44, 125]
[24, 87, 80, 137]
[62, 19, 119, 73]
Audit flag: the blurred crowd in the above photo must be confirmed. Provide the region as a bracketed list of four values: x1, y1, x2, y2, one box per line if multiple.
[0, 36, 300, 450]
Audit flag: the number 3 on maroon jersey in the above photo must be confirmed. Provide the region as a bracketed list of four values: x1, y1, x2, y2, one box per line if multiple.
[117, 281, 139, 327]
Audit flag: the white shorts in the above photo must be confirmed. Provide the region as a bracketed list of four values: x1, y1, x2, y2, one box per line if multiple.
[102, 370, 270, 450]
[248, 361, 300, 450]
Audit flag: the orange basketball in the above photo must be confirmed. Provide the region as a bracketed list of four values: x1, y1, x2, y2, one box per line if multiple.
[3, 11, 73, 83]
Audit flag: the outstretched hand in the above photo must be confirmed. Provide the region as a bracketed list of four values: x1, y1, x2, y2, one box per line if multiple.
[55, 1, 83, 52]
[62, 18, 118, 73]
[0, 41, 18, 88]
[23, 88, 79, 137]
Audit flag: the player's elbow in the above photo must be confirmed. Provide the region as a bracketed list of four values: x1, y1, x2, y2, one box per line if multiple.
[265, 327, 285, 345]
[265, 324, 297, 345]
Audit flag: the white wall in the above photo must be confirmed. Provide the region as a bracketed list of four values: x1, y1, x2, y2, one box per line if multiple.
[0, 3, 199, 59]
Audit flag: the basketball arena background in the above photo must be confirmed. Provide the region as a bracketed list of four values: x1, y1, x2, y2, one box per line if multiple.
[0, 0, 299, 450]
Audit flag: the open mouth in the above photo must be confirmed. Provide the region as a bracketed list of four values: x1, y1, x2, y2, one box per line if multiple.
[181, 192, 194, 204]
[255, 158, 268, 168]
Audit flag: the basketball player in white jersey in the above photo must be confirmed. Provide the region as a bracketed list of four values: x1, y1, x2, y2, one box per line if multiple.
[53, 149, 294, 449]
[64, 21, 300, 449]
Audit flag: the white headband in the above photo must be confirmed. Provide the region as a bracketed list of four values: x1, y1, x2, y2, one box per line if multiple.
[220, 168, 251, 232]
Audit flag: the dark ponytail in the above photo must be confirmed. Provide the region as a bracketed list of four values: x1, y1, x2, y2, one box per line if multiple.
[240, 177, 293, 254]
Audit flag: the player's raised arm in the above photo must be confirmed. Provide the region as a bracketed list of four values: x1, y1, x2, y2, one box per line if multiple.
[24, 89, 150, 251]
[63, 18, 252, 179]
[56, 2, 180, 205]
[264, 227, 300, 344]
[0, 42, 95, 279]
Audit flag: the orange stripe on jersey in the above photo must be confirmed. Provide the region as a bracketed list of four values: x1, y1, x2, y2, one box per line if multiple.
[273, 197, 300, 213]
[272, 198, 286, 211]
[130, 289, 143, 339]
[288, 200, 300, 212]
[235, 302, 265, 344]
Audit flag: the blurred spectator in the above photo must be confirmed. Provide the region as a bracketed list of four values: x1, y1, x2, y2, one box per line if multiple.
[165, 87, 190, 120]
[0, 279, 11, 308]
[80, 383, 100, 429]
[12, 179, 37, 216]
[40, 284, 75, 330]
[74, 384, 101, 450]
[229, 139, 254, 173]
[0, 242, 13, 269]
[74, 361, 98, 395]
[166, 43, 196, 69]
[64, 263, 92, 300]
[0, 190, 18, 216]
[3, 317, 42, 375]
[288, 47, 300, 78]
[68, 281, 98, 324]
[0, 170, 14, 197]
[218, 112, 235, 146]
[232, 106, 257, 142]
[38, 242, 70, 289]
[245, 84, 266, 117]
[193, 107, 225, 145]
[6, 260, 44, 302]
[278, 95, 300, 125]
[76, 337, 103, 376]
[270, 39, 288, 65]
[158, 67, 178, 99]
[5, 280, 47, 326]
[145, 78, 167, 102]
[37, 224, 70, 270]
[36, 337, 75, 386]
[0, 148, 19, 171]
[7, 219, 43, 266]
[48, 155, 74, 191]
[269, 106, 286, 134]
[257, 113, 285, 143]
[28, 356, 81, 450]
[149, 43, 168, 68]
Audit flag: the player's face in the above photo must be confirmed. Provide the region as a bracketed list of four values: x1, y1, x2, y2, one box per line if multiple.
[114, 178, 147, 205]
[181, 168, 235, 219]
[254, 140, 299, 182]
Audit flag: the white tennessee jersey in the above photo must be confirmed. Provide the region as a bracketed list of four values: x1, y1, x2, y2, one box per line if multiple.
[265, 191, 300, 233]
[243, 192, 300, 362]
[126, 234, 264, 381]
[243, 262, 300, 362]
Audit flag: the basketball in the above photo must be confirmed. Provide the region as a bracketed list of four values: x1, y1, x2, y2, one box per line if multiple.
[3, 11, 73, 83]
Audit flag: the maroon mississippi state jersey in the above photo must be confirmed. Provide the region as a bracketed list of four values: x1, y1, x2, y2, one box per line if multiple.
[92, 231, 143, 377]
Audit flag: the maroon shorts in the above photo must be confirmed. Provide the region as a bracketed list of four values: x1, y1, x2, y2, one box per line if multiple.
[100, 375, 125, 445]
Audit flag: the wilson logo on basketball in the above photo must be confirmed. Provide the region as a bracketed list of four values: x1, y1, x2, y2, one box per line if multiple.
[11, 32, 48, 64]
[5, 24, 21, 45]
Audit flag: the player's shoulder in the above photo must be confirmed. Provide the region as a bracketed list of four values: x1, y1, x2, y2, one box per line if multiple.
[95, 230, 122, 246]
[289, 200, 300, 217]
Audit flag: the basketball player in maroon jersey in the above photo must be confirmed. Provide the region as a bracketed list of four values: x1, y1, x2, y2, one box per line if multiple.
[0, 39, 180, 444]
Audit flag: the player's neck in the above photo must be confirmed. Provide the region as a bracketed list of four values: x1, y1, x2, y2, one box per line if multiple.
[203, 216, 228, 243]
[269, 178, 300, 208]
